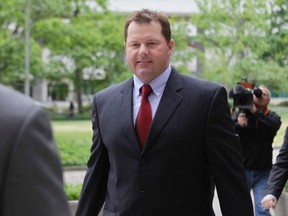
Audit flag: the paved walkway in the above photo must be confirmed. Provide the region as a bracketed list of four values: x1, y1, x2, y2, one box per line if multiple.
[64, 147, 281, 216]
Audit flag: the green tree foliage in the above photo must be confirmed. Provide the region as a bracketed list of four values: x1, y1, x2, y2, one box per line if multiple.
[191, 0, 288, 93]
[0, 0, 195, 111]
[33, 8, 128, 112]
[0, 0, 44, 88]
[263, 0, 288, 66]
[2, 0, 286, 102]
[169, 17, 198, 76]
[0, 0, 127, 112]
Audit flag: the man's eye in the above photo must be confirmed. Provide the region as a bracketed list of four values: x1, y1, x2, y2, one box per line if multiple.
[130, 43, 139, 47]
[148, 42, 157, 45]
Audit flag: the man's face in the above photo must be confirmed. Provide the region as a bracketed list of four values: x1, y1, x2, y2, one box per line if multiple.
[125, 21, 174, 83]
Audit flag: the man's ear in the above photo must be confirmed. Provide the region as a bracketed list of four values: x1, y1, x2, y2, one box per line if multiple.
[168, 39, 174, 55]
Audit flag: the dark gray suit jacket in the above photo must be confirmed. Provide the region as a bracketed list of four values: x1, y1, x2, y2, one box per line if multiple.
[76, 68, 253, 216]
[266, 127, 288, 199]
[0, 84, 70, 216]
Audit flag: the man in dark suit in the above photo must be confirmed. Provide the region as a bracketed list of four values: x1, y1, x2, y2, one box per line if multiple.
[76, 9, 253, 216]
[262, 126, 288, 210]
[0, 84, 71, 216]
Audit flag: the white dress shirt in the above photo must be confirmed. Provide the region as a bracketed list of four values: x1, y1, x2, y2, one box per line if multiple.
[133, 65, 171, 125]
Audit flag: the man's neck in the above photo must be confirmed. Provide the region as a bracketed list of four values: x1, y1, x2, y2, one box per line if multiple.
[257, 105, 269, 114]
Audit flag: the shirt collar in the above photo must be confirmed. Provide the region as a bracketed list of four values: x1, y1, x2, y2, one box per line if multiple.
[133, 65, 172, 97]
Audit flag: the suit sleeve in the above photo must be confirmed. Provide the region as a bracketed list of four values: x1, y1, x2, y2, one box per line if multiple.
[205, 86, 253, 216]
[76, 95, 109, 216]
[3, 107, 71, 216]
[265, 127, 288, 199]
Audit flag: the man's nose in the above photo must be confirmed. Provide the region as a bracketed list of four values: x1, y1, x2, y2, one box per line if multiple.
[139, 45, 149, 56]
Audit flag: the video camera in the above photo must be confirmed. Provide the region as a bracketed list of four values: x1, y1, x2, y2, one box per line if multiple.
[229, 78, 262, 109]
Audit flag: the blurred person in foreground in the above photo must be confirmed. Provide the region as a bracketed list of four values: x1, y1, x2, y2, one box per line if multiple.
[261, 126, 288, 210]
[233, 85, 281, 216]
[76, 9, 253, 216]
[0, 84, 71, 216]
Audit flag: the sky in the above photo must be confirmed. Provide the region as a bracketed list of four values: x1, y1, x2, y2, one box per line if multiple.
[107, 0, 199, 15]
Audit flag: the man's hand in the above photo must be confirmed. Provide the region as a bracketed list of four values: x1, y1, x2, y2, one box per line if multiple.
[261, 195, 277, 209]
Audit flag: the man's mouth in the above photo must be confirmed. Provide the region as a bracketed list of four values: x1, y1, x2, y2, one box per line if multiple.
[137, 60, 152, 64]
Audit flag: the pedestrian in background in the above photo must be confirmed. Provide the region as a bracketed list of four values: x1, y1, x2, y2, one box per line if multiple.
[233, 85, 281, 216]
[76, 9, 253, 216]
[0, 84, 71, 216]
[69, 100, 75, 118]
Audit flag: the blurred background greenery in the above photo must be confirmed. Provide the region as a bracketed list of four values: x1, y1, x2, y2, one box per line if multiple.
[52, 120, 91, 166]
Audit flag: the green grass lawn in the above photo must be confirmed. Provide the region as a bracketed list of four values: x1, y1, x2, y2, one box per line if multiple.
[52, 120, 92, 166]
[272, 109, 288, 147]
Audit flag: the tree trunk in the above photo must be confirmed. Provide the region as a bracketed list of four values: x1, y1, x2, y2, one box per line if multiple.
[74, 68, 83, 114]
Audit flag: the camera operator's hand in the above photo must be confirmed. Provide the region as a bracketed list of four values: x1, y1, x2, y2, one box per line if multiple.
[250, 103, 257, 114]
[237, 113, 248, 127]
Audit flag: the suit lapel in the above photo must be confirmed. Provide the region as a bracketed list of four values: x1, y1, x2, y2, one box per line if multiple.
[116, 70, 183, 153]
[116, 78, 142, 153]
[144, 70, 183, 150]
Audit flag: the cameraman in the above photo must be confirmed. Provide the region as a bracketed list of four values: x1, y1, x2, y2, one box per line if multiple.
[233, 85, 281, 216]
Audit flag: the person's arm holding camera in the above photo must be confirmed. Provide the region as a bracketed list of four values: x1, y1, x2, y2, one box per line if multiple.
[251, 87, 281, 136]
[251, 85, 282, 211]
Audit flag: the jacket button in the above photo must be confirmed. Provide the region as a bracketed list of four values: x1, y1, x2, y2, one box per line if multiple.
[140, 158, 146, 165]
[140, 190, 146, 198]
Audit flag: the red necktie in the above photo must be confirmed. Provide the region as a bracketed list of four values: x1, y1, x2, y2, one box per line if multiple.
[136, 85, 152, 148]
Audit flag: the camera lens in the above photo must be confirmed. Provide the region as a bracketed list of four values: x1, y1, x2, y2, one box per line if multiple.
[254, 88, 262, 98]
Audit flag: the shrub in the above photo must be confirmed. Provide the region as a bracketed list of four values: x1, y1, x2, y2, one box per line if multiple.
[65, 183, 82, 200]
[277, 101, 288, 107]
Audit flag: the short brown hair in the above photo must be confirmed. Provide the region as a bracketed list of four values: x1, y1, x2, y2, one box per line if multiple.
[124, 9, 171, 44]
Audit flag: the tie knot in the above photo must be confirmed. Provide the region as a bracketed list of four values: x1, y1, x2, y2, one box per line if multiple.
[141, 85, 152, 98]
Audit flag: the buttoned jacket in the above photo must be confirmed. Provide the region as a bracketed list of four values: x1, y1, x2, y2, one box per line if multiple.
[76, 68, 253, 216]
